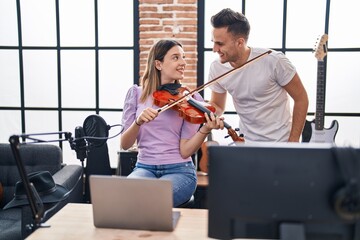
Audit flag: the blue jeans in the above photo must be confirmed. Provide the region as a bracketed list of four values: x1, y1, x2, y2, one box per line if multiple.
[127, 161, 197, 207]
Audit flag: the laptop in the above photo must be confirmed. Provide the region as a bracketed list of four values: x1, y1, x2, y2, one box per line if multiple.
[89, 175, 181, 231]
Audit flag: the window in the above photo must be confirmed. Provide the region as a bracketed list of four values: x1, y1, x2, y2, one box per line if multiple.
[0, 0, 138, 167]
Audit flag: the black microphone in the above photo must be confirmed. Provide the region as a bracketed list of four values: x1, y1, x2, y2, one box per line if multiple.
[69, 115, 110, 162]
[70, 114, 122, 162]
[82, 115, 110, 147]
[73, 126, 87, 161]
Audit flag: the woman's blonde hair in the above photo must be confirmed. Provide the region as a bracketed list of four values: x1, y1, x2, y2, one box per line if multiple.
[140, 39, 182, 103]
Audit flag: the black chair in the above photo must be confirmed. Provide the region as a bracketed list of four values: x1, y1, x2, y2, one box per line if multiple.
[177, 195, 195, 208]
[0, 143, 83, 240]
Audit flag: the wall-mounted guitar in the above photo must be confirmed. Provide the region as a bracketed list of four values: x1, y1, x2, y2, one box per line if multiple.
[302, 34, 339, 143]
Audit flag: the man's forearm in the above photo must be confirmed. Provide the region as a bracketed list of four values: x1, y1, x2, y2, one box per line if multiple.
[288, 101, 308, 142]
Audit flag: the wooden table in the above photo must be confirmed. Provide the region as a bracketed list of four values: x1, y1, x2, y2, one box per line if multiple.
[26, 203, 211, 240]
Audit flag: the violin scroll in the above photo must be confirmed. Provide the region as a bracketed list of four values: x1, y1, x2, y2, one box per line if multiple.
[225, 128, 245, 143]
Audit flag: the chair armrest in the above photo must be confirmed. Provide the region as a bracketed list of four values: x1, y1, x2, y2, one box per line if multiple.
[52, 165, 83, 204]
[27, 165, 84, 225]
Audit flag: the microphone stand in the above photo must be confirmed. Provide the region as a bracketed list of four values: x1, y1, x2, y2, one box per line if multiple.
[8, 117, 123, 232]
[8, 131, 73, 233]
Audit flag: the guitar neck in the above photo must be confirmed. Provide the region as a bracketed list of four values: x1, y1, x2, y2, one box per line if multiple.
[315, 60, 326, 130]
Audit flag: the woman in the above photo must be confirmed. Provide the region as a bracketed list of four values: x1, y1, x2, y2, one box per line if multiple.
[121, 39, 223, 207]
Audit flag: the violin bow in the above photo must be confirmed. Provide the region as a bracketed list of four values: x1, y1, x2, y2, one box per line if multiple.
[157, 50, 272, 113]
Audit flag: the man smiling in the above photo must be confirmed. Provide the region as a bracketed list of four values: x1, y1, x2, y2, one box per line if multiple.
[208, 8, 309, 142]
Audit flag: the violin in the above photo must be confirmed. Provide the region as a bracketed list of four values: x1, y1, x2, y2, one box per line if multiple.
[152, 83, 244, 142]
[153, 85, 216, 124]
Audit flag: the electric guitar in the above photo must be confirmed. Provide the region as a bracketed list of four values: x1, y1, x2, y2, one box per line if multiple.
[302, 34, 339, 143]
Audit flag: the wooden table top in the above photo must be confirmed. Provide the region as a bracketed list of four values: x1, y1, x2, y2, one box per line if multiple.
[26, 203, 211, 240]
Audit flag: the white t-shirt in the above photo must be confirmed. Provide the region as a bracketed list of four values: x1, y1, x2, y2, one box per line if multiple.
[209, 47, 296, 142]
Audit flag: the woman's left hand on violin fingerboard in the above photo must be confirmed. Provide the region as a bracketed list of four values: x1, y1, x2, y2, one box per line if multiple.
[202, 112, 225, 132]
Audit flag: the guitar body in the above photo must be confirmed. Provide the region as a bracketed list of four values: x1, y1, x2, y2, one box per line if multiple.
[302, 119, 339, 143]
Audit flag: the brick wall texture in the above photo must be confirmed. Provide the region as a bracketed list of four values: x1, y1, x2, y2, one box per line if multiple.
[138, 0, 198, 88]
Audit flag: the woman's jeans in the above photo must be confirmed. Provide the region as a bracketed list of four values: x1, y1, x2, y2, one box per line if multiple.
[127, 161, 197, 207]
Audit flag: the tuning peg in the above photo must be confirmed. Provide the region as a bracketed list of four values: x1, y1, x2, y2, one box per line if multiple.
[224, 128, 240, 138]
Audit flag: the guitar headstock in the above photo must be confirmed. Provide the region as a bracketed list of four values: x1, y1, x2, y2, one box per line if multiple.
[314, 34, 328, 61]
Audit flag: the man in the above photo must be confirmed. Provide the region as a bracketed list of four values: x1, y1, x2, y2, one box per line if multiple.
[208, 8, 309, 142]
